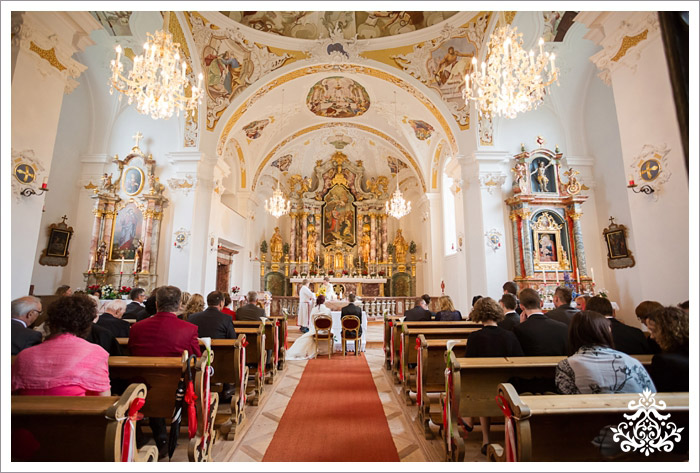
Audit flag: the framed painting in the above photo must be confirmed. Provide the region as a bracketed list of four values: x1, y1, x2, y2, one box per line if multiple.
[531, 211, 571, 271]
[46, 228, 71, 257]
[322, 184, 356, 247]
[110, 202, 144, 260]
[603, 218, 635, 269]
[122, 166, 145, 196]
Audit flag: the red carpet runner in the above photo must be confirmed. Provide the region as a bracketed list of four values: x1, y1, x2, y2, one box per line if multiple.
[263, 355, 400, 462]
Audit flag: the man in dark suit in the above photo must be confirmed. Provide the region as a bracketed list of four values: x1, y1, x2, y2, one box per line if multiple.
[96, 299, 131, 338]
[545, 286, 579, 326]
[341, 293, 363, 336]
[503, 281, 522, 315]
[128, 286, 201, 459]
[498, 293, 520, 331]
[513, 288, 568, 356]
[588, 296, 652, 354]
[123, 287, 148, 321]
[11, 296, 43, 355]
[403, 296, 432, 321]
[236, 291, 266, 321]
[189, 291, 237, 340]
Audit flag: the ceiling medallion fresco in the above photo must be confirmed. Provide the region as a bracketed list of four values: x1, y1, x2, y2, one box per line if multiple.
[306, 76, 371, 118]
[242, 119, 270, 140]
[408, 119, 434, 140]
[271, 154, 293, 174]
[217, 11, 457, 40]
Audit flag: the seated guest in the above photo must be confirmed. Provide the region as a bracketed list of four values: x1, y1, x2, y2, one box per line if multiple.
[55, 285, 73, 296]
[498, 293, 520, 331]
[421, 294, 435, 318]
[546, 286, 579, 326]
[189, 291, 237, 340]
[180, 291, 192, 308]
[471, 295, 482, 309]
[142, 290, 158, 320]
[85, 295, 121, 356]
[221, 292, 236, 319]
[12, 294, 110, 396]
[123, 287, 148, 320]
[556, 311, 655, 394]
[503, 281, 522, 315]
[635, 300, 663, 354]
[10, 296, 43, 355]
[341, 293, 363, 336]
[236, 291, 266, 321]
[587, 296, 651, 355]
[678, 300, 689, 312]
[96, 299, 130, 338]
[435, 295, 462, 321]
[403, 296, 432, 321]
[128, 285, 201, 459]
[575, 294, 590, 311]
[181, 293, 204, 321]
[465, 297, 523, 454]
[645, 306, 689, 392]
[513, 288, 568, 356]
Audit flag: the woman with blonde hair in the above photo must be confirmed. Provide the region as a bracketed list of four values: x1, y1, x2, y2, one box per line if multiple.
[181, 293, 204, 321]
[435, 295, 462, 321]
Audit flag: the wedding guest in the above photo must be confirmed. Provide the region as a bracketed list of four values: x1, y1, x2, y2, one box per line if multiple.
[513, 288, 568, 356]
[644, 306, 689, 392]
[503, 281, 522, 315]
[545, 286, 579, 326]
[96, 299, 130, 338]
[555, 311, 655, 394]
[10, 296, 43, 355]
[574, 294, 590, 311]
[181, 293, 204, 321]
[587, 296, 651, 355]
[55, 285, 73, 296]
[221, 292, 236, 319]
[403, 296, 432, 321]
[85, 295, 121, 356]
[435, 295, 462, 321]
[123, 287, 148, 320]
[189, 291, 237, 340]
[236, 291, 266, 321]
[498, 293, 520, 331]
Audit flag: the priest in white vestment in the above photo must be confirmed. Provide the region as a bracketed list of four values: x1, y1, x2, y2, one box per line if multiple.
[320, 276, 336, 301]
[297, 279, 315, 333]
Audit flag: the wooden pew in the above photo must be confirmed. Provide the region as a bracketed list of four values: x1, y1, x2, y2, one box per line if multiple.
[443, 352, 657, 462]
[230, 324, 266, 406]
[234, 319, 279, 384]
[488, 383, 689, 462]
[108, 353, 218, 461]
[11, 383, 157, 462]
[383, 315, 403, 370]
[269, 314, 287, 371]
[199, 336, 248, 441]
[416, 337, 468, 439]
[401, 327, 480, 404]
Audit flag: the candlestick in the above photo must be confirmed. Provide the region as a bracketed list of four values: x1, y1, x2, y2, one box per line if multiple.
[542, 270, 546, 284]
[555, 269, 559, 284]
[576, 267, 580, 284]
[590, 267, 595, 285]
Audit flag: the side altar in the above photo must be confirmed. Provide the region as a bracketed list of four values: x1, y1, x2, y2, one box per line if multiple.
[260, 151, 416, 298]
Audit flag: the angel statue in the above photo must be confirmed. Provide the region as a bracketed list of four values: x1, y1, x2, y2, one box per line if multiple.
[511, 162, 527, 193]
[100, 173, 116, 193]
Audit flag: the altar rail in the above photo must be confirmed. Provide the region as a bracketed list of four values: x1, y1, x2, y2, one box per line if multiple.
[268, 296, 441, 319]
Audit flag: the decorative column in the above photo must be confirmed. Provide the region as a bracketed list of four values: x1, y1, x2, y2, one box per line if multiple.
[370, 212, 377, 263]
[100, 198, 119, 258]
[301, 211, 308, 262]
[88, 202, 105, 264]
[289, 212, 297, 262]
[520, 207, 534, 277]
[381, 214, 388, 262]
[315, 212, 321, 266]
[567, 205, 588, 276]
[509, 212, 523, 278]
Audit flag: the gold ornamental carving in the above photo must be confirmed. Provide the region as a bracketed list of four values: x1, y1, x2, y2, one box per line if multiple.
[566, 209, 583, 221]
[504, 11, 517, 25]
[29, 41, 67, 72]
[611, 29, 649, 63]
[531, 212, 563, 232]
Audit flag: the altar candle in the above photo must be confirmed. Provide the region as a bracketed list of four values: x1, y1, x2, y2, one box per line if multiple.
[120, 257, 124, 274]
[555, 269, 559, 284]
[628, 175, 635, 186]
[590, 267, 595, 285]
[576, 268, 580, 284]
[542, 270, 546, 284]
[41, 177, 48, 189]
[134, 255, 139, 273]
[102, 256, 106, 271]
[88, 256, 93, 272]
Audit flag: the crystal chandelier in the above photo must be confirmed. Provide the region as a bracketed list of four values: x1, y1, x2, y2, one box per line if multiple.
[463, 25, 559, 119]
[386, 181, 412, 219]
[110, 30, 204, 120]
[265, 182, 291, 218]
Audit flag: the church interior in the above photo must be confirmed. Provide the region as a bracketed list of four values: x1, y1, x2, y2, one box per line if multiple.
[7, 5, 694, 467]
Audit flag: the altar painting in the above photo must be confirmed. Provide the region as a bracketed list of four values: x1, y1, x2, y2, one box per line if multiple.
[322, 184, 356, 246]
[110, 202, 144, 260]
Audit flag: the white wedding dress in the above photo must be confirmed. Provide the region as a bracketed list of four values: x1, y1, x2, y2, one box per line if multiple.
[286, 304, 332, 360]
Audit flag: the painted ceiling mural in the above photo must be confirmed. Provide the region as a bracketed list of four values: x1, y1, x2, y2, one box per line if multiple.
[242, 119, 271, 140]
[408, 119, 434, 140]
[271, 154, 293, 174]
[217, 11, 458, 40]
[306, 76, 371, 118]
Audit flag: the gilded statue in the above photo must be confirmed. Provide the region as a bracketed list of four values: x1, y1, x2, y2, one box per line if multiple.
[307, 224, 317, 264]
[134, 239, 143, 272]
[360, 223, 371, 263]
[100, 173, 116, 193]
[270, 226, 283, 262]
[95, 241, 107, 270]
[393, 229, 408, 264]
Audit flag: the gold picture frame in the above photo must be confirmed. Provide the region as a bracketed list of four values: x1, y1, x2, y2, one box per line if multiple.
[122, 166, 145, 196]
[531, 212, 571, 271]
[603, 217, 635, 269]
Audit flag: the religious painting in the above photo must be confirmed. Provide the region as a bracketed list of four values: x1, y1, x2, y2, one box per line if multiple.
[408, 119, 434, 140]
[537, 233, 558, 263]
[386, 156, 408, 175]
[122, 166, 144, 196]
[322, 184, 356, 246]
[271, 154, 293, 173]
[531, 211, 571, 271]
[202, 37, 250, 103]
[110, 202, 144, 260]
[529, 157, 556, 193]
[603, 218, 635, 269]
[243, 119, 270, 140]
[542, 11, 566, 42]
[306, 76, 371, 118]
[46, 228, 71, 257]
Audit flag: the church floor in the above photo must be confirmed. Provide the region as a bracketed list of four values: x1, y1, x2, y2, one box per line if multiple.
[159, 322, 502, 462]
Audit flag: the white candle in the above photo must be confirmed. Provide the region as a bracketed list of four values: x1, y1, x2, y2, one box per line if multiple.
[590, 267, 595, 285]
[102, 255, 106, 271]
[89, 256, 93, 272]
[555, 269, 559, 284]
[120, 257, 124, 274]
[576, 268, 580, 284]
[542, 270, 546, 284]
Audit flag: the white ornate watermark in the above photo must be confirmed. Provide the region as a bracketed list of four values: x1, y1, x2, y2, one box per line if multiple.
[611, 389, 684, 456]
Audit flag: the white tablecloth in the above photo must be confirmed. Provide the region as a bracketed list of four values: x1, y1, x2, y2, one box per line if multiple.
[330, 310, 367, 352]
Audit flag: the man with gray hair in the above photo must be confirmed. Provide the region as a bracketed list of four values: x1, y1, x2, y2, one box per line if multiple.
[236, 291, 266, 321]
[11, 296, 43, 355]
[96, 299, 130, 338]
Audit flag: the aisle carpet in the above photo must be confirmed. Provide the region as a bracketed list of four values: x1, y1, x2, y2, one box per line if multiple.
[262, 354, 400, 462]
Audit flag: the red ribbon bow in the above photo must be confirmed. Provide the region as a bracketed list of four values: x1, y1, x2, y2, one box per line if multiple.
[121, 397, 146, 462]
[495, 394, 516, 462]
[185, 381, 198, 439]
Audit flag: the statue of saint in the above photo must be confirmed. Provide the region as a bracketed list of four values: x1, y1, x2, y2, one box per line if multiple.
[393, 229, 408, 264]
[307, 225, 317, 264]
[96, 241, 107, 270]
[270, 227, 283, 262]
[134, 239, 143, 272]
[360, 224, 371, 264]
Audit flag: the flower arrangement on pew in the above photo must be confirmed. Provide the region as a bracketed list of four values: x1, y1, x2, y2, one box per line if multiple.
[231, 285, 240, 295]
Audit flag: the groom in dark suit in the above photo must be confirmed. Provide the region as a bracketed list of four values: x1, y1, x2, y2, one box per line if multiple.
[341, 293, 363, 336]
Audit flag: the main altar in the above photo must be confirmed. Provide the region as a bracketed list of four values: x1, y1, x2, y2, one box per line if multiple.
[260, 151, 416, 298]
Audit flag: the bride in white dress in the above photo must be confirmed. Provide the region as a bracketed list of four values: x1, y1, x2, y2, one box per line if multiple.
[286, 295, 332, 360]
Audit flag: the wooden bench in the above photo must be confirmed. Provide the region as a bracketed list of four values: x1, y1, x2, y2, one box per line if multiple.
[11, 383, 157, 462]
[443, 352, 657, 461]
[488, 383, 689, 462]
[199, 336, 248, 441]
[383, 315, 403, 370]
[108, 353, 218, 461]
[230, 324, 266, 405]
[416, 337, 468, 439]
[269, 314, 288, 371]
[401, 327, 480, 404]
[234, 319, 280, 384]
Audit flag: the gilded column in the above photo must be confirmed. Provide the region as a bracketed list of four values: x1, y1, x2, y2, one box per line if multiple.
[370, 212, 377, 263]
[521, 207, 534, 277]
[301, 211, 308, 262]
[141, 203, 155, 273]
[100, 200, 118, 259]
[567, 206, 587, 276]
[381, 214, 388, 262]
[315, 212, 322, 266]
[290, 213, 297, 262]
[509, 212, 522, 278]
[88, 201, 105, 265]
